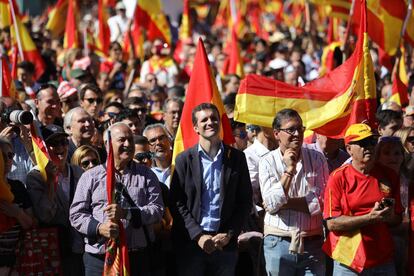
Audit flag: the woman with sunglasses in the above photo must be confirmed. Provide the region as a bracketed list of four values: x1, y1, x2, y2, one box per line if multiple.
[0, 138, 34, 274]
[71, 145, 101, 171]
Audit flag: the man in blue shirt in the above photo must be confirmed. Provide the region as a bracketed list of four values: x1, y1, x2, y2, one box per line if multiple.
[170, 103, 252, 276]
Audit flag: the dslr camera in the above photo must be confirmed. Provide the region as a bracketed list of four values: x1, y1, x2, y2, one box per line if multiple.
[1, 108, 33, 125]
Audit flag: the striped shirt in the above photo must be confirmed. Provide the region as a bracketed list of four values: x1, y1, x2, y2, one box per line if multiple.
[259, 146, 329, 233]
[69, 162, 164, 254]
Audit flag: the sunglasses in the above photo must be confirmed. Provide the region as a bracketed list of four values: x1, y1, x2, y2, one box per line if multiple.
[80, 159, 99, 168]
[85, 98, 103, 104]
[135, 152, 153, 162]
[349, 137, 377, 148]
[47, 139, 69, 147]
[406, 136, 414, 143]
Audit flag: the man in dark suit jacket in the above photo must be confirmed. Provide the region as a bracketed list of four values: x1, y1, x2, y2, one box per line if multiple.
[170, 103, 252, 276]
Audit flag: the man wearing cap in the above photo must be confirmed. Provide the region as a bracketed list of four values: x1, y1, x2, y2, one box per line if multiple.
[26, 124, 85, 275]
[108, 1, 128, 43]
[58, 81, 79, 115]
[323, 123, 403, 275]
[259, 108, 329, 275]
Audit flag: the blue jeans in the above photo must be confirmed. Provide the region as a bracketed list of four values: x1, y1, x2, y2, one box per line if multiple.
[333, 261, 396, 276]
[175, 241, 238, 276]
[263, 235, 325, 276]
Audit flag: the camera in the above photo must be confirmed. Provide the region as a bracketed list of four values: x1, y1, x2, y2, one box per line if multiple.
[378, 198, 395, 210]
[1, 108, 33, 125]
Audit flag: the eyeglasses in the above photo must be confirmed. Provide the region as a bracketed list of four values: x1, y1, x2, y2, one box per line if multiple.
[234, 130, 247, 139]
[80, 159, 99, 168]
[278, 126, 306, 135]
[406, 136, 414, 143]
[84, 98, 103, 104]
[349, 137, 377, 148]
[47, 139, 69, 147]
[135, 152, 153, 162]
[148, 135, 168, 145]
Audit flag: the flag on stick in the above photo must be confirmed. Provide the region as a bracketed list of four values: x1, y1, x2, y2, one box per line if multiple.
[172, 39, 234, 166]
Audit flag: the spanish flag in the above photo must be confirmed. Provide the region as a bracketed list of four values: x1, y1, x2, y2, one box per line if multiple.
[45, 0, 68, 38]
[123, 2, 144, 61]
[173, 0, 191, 63]
[0, 0, 11, 29]
[8, 0, 45, 80]
[63, 0, 79, 50]
[311, 0, 351, 21]
[389, 54, 409, 107]
[96, 0, 110, 57]
[223, 27, 244, 78]
[234, 0, 375, 139]
[172, 39, 234, 166]
[103, 131, 130, 276]
[319, 41, 343, 77]
[135, 0, 171, 45]
[30, 123, 50, 183]
[0, 56, 16, 98]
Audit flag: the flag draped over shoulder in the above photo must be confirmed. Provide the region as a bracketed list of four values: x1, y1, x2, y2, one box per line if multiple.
[30, 122, 50, 182]
[0, 56, 16, 98]
[234, 0, 376, 139]
[8, 0, 45, 80]
[103, 131, 130, 276]
[45, 0, 68, 38]
[172, 39, 234, 165]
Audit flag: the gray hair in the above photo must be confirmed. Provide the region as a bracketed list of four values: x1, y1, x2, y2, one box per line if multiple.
[103, 122, 130, 144]
[63, 107, 88, 134]
[142, 123, 168, 138]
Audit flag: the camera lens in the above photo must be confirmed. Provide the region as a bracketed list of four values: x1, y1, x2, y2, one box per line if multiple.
[9, 110, 33, 125]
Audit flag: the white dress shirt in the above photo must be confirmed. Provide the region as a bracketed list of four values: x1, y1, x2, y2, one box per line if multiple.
[259, 146, 329, 233]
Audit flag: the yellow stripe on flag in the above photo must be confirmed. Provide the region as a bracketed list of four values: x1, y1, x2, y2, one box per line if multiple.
[331, 231, 363, 267]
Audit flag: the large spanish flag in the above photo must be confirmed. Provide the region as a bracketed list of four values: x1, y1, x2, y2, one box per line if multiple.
[234, 0, 376, 139]
[63, 0, 79, 50]
[135, 0, 171, 45]
[172, 38, 234, 165]
[45, 0, 68, 38]
[8, 0, 45, 80]
[103, 131, 130, 276]
[0, 56, 16, 98]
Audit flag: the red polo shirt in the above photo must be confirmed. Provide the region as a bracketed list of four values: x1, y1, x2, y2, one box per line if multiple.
[324, 163, 403, 268]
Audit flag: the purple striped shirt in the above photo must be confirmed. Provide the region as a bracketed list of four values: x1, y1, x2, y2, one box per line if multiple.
[69, 162, 164, 254]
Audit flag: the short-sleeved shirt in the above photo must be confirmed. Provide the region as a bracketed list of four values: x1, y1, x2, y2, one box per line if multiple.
[324, 163, 403, 268]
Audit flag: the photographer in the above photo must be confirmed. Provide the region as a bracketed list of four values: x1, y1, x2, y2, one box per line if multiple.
[323, 124, 403, 275]
[0, 98, 35, 185]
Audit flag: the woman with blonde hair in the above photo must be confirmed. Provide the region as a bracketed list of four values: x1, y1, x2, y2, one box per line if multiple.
[395, 126, 414, 173]
[70, 145, 101, 171]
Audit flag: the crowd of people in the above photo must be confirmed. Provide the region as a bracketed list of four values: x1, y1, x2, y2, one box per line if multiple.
[1, 0, 414, 276]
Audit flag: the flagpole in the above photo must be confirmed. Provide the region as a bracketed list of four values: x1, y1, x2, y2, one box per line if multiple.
[8, 0, 24, 61]
[341, 0, 356, 54]
[396, 0, 412, 56]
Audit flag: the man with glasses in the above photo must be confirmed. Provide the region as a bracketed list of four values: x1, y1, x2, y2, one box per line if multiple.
[163, 97, 184, 141]
[259, 108, 329, 275]
[26, 124, 85, 275]
[143, 124, 172, 188]
[323, 123, 403, 275]
[79, 83, 103, 121]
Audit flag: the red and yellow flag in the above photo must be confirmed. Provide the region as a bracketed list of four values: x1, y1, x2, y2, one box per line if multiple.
[223, 27, 244, 78]
[123, 3, 144, 60]
[390, 53, 409, 107]
[134, 0, 171, 45]
[0, 0, 11, 29]
[311, 0, 351, 20]
[45, 0, 68, 38]
[95, 0, 110, 57]
[8, 0, 45, 80]
[63, 0, 79, 50]
[172, 38, 235, 165]
[235, 0, 376, 139]
[30, 122, 51, 182]
[319, 41, 343, 77]
[103, 131, 130, 276]
[0, 56, 16, 98]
